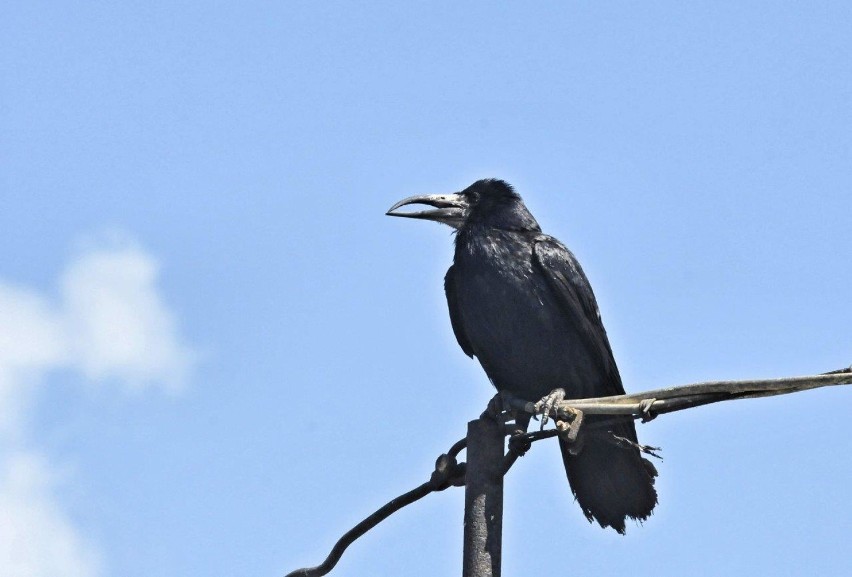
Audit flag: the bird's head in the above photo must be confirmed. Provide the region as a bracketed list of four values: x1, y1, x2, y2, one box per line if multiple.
[386, 178, 540, 231]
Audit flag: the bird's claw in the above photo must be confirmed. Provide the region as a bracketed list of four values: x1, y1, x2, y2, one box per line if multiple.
[533, 388, 566, 430]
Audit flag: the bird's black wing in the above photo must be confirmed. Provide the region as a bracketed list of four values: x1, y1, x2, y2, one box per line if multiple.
[444, 264, 474, 358]
[532, 235, 625, 395]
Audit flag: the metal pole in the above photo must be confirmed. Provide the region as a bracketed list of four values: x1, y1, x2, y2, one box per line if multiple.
[462, 416, 504, 577]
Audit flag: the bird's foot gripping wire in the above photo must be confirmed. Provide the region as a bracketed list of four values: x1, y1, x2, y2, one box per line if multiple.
[501, 406, 586, 472]
[533, 388, 566, 430]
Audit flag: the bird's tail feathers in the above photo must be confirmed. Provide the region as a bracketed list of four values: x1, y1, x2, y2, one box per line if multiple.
[560, 417, 658, 534]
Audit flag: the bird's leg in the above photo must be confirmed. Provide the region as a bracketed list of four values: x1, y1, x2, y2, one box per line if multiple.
[483, 391, 530, 426]
[533, 388, 566, 430]
[483, 392, 519, 424]
[510, 409, 531, 440]
[495, 395, 533, 458]
[482, 393, 505, 419]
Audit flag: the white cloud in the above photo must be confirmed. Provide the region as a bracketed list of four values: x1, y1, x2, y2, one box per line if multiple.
[61, 245, 194, 392]
[0, 237, 195, 577]
[0, 453, 102, 577]
[0, 285, 67, 440]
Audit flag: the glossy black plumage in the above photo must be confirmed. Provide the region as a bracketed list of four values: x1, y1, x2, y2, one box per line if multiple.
[388, 178, 657, 533]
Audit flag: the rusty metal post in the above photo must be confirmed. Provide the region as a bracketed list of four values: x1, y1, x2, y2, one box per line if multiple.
[462, 416, 504, 577]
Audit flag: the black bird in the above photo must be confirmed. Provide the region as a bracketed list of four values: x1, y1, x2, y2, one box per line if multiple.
[387, 178, 657, 533]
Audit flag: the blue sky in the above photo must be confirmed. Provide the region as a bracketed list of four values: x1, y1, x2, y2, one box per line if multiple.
[2, 2, 851, 576]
